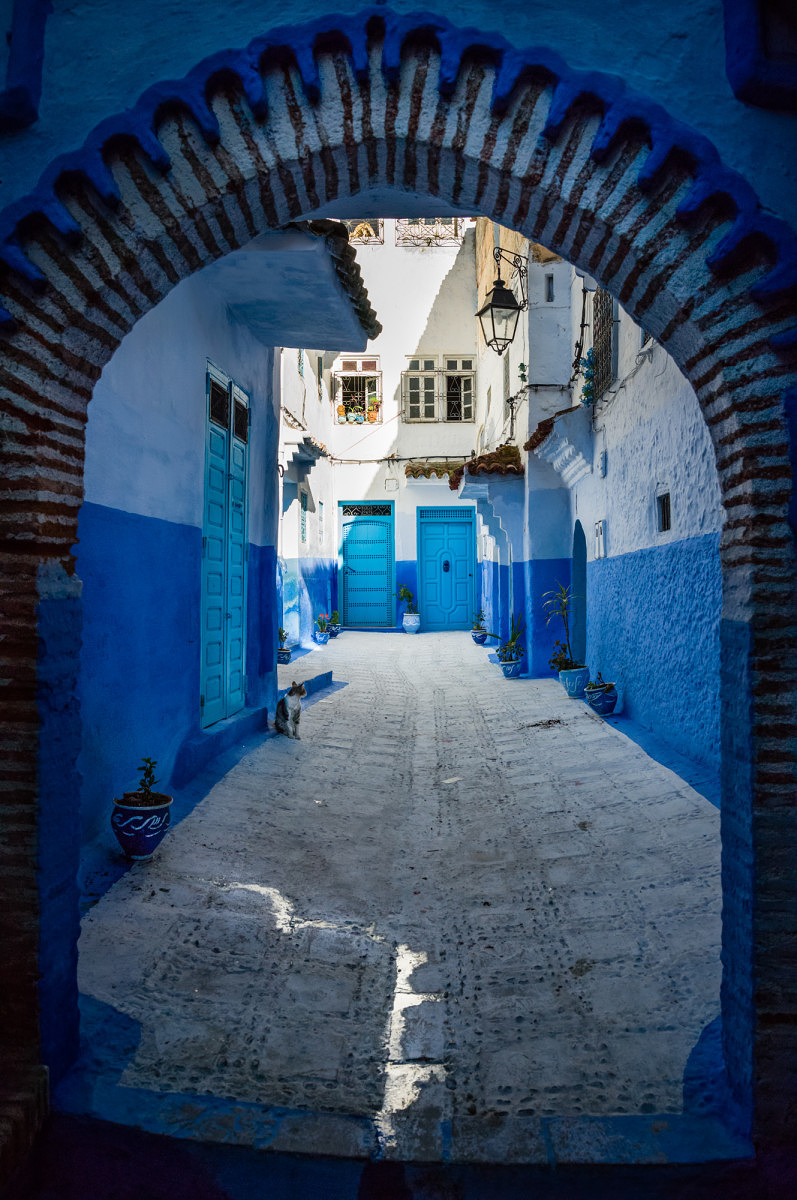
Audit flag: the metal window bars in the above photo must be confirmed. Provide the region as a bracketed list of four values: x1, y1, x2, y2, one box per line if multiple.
[395, 217, 464, 247]
[592, 287, 614, 402]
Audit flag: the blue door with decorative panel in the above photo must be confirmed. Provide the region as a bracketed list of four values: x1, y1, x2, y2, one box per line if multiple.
[418, 507, 475, 630]
[201, 367, 249, 727]
[340, 503, 395, 626]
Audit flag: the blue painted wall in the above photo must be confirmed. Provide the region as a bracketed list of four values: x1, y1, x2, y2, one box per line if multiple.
[587, 533, 722, 772]
[76, 504, 200, 845]
[75, 271, 281, 857]
[526, 557, 572, 677]
[280, 555, 336, 644]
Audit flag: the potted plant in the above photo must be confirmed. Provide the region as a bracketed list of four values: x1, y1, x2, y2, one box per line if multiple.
[277, 627, 291, 664]
[346, 411, 357, 423]
[471, 609, 488, 645]
[314, 612, 330, 644]
[327, 609, 342, 637]
[397, 584, 420, 633]
[111, 757, 173, 861]
[584, 672, 618, 715]
[487, 613, 526, 677]
[543, 582, 589, 697]
[367, 402, 379, 423]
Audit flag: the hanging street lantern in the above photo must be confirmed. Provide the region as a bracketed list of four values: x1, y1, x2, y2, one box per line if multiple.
[476, 247, 529, 355]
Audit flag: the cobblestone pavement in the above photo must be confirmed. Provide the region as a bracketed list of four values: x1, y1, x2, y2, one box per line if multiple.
[76, 633, 722, 1162]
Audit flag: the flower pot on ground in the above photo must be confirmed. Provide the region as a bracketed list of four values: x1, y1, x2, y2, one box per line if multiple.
[397, 584, 420, 633]
[559, 665, 590, 698]
[314, 612, 331, 644]
[471, 609, 487, 645]
[543, 583, 588, 697]
[327, 610, 342, 637]
[111, 757, 173, 861]
[277, 627, 291, 663]
[584, 674, 618, 715]
[486, 613, 526, 678]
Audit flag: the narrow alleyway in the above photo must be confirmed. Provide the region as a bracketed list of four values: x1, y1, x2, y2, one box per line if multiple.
[70, 633, 721, 1163]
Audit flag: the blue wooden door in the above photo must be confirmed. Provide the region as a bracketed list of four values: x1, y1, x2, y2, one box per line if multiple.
[201, 369, 249, 727]
[340, 504, 394, 626]
[418, 507, 475, 631]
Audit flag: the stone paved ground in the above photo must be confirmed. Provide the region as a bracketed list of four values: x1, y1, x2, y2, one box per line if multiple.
[75, 633, 722, 1162]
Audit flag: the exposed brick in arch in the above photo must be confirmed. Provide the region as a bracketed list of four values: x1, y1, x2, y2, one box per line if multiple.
[0, 11, 795, 1152]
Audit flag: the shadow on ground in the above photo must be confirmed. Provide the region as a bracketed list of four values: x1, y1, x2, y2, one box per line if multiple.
[5, 1114, 795, 1200]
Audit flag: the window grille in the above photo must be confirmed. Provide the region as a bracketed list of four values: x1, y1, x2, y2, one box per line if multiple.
[395, 217, 464, 247]
[300, 491, 308, 542]
[341, 218, 384, 244]
[656, 492, 671, 532]
[444, 358, 474, 421]
[419, 507, 474, 520]
[333, 356, 382, 421]
[402, 356, 475, 422]
[341, 503, 392, 516]
[592, 287, 614, 402]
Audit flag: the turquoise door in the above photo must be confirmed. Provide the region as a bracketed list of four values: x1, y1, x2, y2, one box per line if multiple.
[340, 503, 395, 626]
[201, 369, 249, 727]
[418, 507, 475, 630]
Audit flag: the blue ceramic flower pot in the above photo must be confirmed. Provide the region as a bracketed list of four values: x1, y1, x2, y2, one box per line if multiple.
[277, 648, 291, 664]
[471, 630, 487, 644]
[111, 794, 172, 860]
[500, 657, 523, 678]
[327, 624, 342, 638]
[313, 629, 330, 644]
[585, 686, 618, 715]
[559, 666, 590, 698]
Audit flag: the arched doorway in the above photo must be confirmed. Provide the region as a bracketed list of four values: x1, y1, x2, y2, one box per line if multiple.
[1, 13, 795, 1149]
[571, 520, 587, 668]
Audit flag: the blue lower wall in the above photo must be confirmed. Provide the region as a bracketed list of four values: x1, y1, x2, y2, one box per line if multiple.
[281, 555, 336, 644]
[526, 557, 572, 677]
[76, 502, 277, 845]
[587, 533, 721, 771]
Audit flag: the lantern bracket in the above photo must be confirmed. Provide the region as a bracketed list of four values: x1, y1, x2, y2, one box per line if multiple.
[492, 247, 528, 311]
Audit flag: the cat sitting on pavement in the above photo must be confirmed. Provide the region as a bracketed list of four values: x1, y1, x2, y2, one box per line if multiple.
[274, 681, 307, 739]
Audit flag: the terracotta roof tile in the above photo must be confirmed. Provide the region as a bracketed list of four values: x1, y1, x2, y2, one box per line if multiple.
[524, 406, 576, 453]
[404, 460, 465, 479]
[449, 444, 523, 491]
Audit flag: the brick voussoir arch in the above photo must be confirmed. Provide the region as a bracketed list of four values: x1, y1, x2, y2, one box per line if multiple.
[0, 8, 795, 1150]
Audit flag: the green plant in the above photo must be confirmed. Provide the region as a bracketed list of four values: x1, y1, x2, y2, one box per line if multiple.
[472, 609, 486, 630]
[397, 584, 418, 614]
[278, 626, 288, 647]
[136, 757, 159, 798]
[542, 582, 585, 669]
[315, 611, 330, 631]
[486, 613, 525, 662]
[548, 640, 582, 672]
[329, 610, 339, 624]
[579, 347, 595, 406]
[585, 672, 615, 691]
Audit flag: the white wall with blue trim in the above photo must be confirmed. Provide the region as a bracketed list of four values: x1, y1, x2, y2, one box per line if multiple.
[77, 269, 280, 848]
[522, 268, 724, 775]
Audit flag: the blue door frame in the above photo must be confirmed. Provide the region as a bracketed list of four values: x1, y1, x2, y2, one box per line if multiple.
[338, 502, 395, 627]
[417, 506, 476, 631]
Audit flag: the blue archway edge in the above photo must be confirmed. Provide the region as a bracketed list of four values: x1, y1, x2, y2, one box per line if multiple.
[0, 7, 795, 341]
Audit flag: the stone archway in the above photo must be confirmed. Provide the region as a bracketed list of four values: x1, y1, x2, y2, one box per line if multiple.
[1, 11, 795, 1148]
